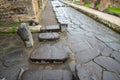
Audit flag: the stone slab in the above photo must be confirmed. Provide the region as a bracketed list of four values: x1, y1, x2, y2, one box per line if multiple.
[30, 43, 69, 62]
[76, 48, 100, 64]
[103, 71, 120, 80]
[38, 32, 60, 41]
[76, 61, 102, 80]
[41, 25, 60, 32]
[94, 56, 120, 74]
[21, 70, 73, 80]
[111, 51, 120, 63]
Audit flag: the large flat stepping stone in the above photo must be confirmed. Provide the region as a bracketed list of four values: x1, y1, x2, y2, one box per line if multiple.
[38, 32, 60, 41]
[41, 25, 60, 32]
[30, 43, 69, 63]
[21, 70, 73, 80]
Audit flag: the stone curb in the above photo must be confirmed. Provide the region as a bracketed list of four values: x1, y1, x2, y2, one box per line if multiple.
[61, 1, 120, 33]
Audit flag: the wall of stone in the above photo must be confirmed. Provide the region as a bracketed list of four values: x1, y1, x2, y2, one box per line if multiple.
[0, 0, 43, 22]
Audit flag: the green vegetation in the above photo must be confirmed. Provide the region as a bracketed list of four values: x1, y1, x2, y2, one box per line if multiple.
[0, 22, 20, 27]
[84, 3, 90, 7]
[106, 7, 120, 14]
[0, 22, 20, 34]
[75, 1, 80, 5]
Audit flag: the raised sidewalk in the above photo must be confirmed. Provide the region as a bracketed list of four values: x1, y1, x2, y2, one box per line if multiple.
[61, 0, 120, 33]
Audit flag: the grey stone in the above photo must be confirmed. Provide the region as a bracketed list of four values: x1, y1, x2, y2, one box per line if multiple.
[3, 49, 27, 67]
[21, 70, 73, 80]
[106, 42, 120, 51]
[60, 23, 68, 32]
[103, 71, 120, 80]
[94, 56, 120, 74]
[101, 47, 113, 56]
[41, 25, 60, 32]
[17, 23, 34, 47]
[30, 43, 69, 62]
[76, 61, 102, 80]
[70, 42, 91, 53]
[38, 32, 60, 41]
[76, 48, 100, 64]
[111, 51, 120, 63]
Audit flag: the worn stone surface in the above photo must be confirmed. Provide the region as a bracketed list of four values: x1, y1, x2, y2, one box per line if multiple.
[94, 56, 120, 74]
[101, 47, 113, 56]
[76, 48, 100, 64]
[41, 25, 60, 32]
[76, 61, 102, 80]
[111, 51, 120, 63]
[30, 43, 69, 62]
[103, 71, 120, 80]
[38, 32, 60, 41]
[21, 70, 73, 80]
[17, 23, 34, 47]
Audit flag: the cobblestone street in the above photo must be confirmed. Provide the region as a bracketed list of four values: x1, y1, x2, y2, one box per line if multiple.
[0, 0, 120, 80]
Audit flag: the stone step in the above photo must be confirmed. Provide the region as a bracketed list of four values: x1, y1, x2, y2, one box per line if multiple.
[40, 25, 60, 32]
[30, 43, 69, 63]
[38, 32, 60, 41]
[21, 70, 73, 80]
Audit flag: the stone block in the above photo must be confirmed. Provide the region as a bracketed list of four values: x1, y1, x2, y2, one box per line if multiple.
[17, 23, 34, 47]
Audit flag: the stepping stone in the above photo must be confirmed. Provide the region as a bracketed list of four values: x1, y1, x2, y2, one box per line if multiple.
[30, 43, 69, 63]
[38, 32, 60, 41]
[41, 25, 60, 32]
[21, 70, 73, 80]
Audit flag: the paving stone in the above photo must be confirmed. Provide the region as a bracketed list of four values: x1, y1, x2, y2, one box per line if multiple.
[106, 42, 120, 51]
[70, 42, 91, 53]
[103, 71, 120, 80]
[30, 43, 69, 62]
[101, 47, 113, 56]
[41, 25, 60, 32]
[3, 49, 28, 67]
[96, 34, 119, 42]
[38, 32, 60, 41]
[94, 56, 120, 74]
[21, 70, 73, 80]
[76, 61, 102, 80]
[111, 51, 120, 63]
[76, 48, 100, 64]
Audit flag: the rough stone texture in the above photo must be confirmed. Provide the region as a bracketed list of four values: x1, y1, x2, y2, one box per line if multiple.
[111, 51, 120, 63]
[76, 48, 100, 64]
[99, 0, 111, 11]
[103, 71, 120, 80]
[17, 23, 34, 47]
[29, 25, 42, 33]
[0, 0, 41, 22]
[38, 32, 60, 41]
[21, 70, 73, 80]
[41, 25, 60, 32]
[76, 61, 102, 80]
[30, 43, 69, 62]
[94, 56, 120, 74]
[90, 0, 98, 8]
[101, 47, 113, 56]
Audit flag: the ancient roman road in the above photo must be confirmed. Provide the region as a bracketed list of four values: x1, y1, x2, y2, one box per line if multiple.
[0, 0, 120, 80]
[51, 0, 120, 80]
